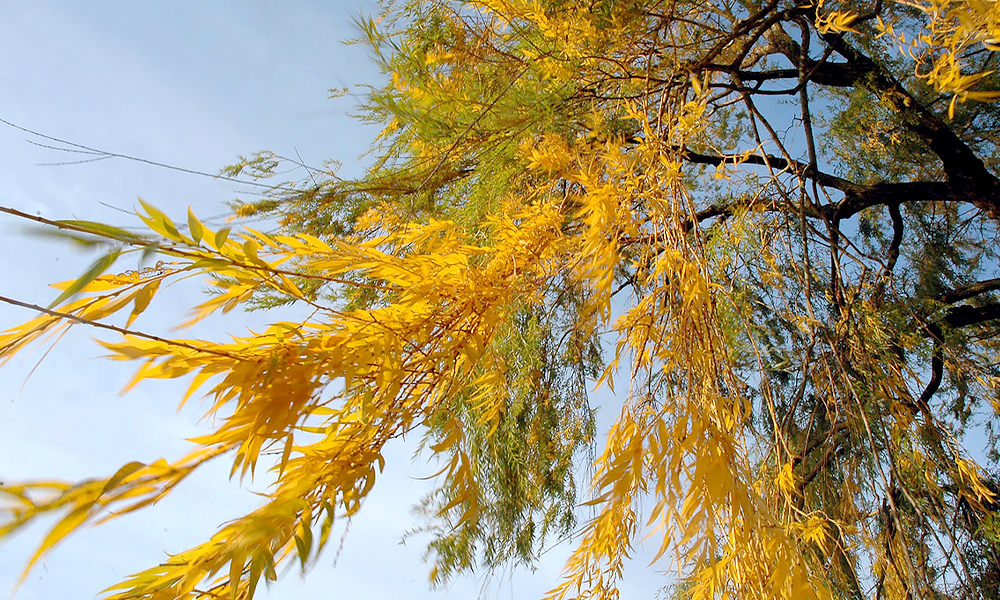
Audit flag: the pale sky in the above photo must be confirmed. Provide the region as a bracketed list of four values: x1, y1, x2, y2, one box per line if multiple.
[0, 2, 667, 600]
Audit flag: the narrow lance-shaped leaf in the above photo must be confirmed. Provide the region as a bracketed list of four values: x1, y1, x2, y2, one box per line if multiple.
[49, 248, 122, 309]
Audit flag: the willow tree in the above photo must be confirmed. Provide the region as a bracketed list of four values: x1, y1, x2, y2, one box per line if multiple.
[2, 1, 1000, 599]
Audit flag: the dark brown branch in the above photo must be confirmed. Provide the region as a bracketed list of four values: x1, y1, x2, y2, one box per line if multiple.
[687, 0, 783, 73]
[815, 32, 1000, 217]
[885, 203, 904, 274]
[718, 59, 871, 88]
[682, 148, 997, 222]
[679, 149, 1000, 224]
[680, 147, 859, 193]
[758, 18, 1000, 219]
[943, 303, 1000, 328]
[918, 324, 944, 408]
[911, 302, 1000, 416]
[905, 303, 1000, 413]
[683, 173, 1000, 237]
[728, 67, 800, 81]
[938, 279, 1000, 304]
[835, 181, 998, 219]
[761, 24, 874, 88]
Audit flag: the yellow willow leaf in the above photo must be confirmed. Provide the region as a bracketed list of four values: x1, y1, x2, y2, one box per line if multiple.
[964, 89, 1000, 101]
[19, 505, 91, 587]
[48, 277, 128, 292]
[277, 434, 295, 478]
[777, 462, 796, 496]
[53, 219, 146, 244]
[186, 207, 205, 244]
[179, 367, 220, 408]
[137, 198, 183, 242]
[99, 461, 148, 497]
[293, 508, 314, 568]
[49, 248, 121, 308]
[769, 554, 792, 597]
[679, 508, 704, 547]
[75, 296, 122, 323]
[127, 279, 161, 327]
[277, 274, 304, 299]
[801, 515, 828, 554]
[297, 233, 332, 252]
[241, 238, 261, 262]
[243, 227, 276, 249]
[229, 553, 247, 600]
[816, 10, 860, 34]
[99, 337, 173, 360]
[212, 226, 232, 250]
[526, 135, 573, 172]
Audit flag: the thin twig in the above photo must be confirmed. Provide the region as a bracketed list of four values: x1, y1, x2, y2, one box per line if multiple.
[0, 117, 281, 190]
[0, 294, 244, 360]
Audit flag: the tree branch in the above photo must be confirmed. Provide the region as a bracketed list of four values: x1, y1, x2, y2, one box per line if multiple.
[0, 294, 244, 360]
[834, 181, 989, 219]
[717, 58, 871, 88]
[757, 18, 1000, 220]
[679, 149, 999, 224]
[918, 324, 944, 409]
[885, 203, 904, 274]
[816, 32, 1000, 216]
[680, 146, 860, 193]
[938, 279, 1000, 304]
[943, 303, 1000, 328]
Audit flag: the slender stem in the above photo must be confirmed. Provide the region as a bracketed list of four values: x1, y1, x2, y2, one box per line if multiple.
[0, 294, 243, 360]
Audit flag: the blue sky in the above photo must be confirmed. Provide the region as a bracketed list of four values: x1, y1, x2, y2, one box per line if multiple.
[0, 3, 669, 600]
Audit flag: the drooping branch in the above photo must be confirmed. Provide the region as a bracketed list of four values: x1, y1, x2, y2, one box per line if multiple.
[909, 301, 1000, 410]
[906, 301, 1000, 412]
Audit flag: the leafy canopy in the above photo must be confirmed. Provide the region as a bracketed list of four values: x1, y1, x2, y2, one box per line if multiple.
[3, 1, 1000, 599]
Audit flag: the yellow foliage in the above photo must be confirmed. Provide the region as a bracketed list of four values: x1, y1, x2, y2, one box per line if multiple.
[880, 0, 1000, 111]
